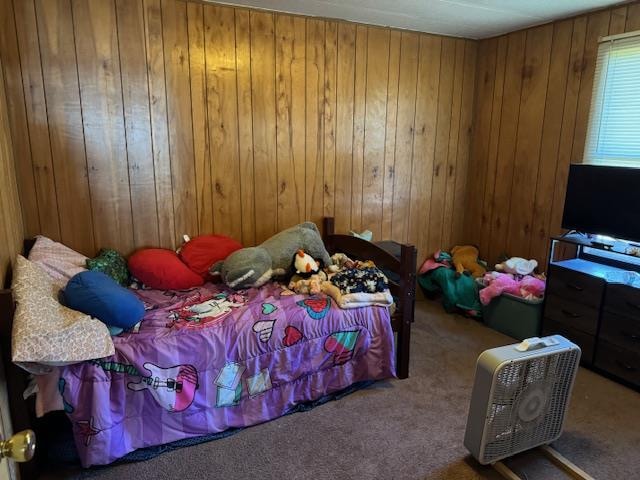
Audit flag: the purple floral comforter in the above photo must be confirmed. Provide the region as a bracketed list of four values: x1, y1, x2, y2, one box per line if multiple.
[57, 282, 395, 466]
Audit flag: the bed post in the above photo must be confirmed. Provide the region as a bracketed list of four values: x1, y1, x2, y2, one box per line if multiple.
[397, 244, 416, 379]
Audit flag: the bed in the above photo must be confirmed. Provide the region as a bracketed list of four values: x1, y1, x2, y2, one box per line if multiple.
[0, 217, 416, 477]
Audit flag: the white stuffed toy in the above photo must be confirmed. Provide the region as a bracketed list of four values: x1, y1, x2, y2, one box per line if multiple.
[495, 257, 538, 276]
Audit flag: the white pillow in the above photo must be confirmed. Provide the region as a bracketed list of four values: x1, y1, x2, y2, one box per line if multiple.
[27, 235, 87, 288]
[11, 255, 114, 374]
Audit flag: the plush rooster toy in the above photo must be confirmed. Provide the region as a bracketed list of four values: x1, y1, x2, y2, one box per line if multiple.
[292, 249, 320, 278]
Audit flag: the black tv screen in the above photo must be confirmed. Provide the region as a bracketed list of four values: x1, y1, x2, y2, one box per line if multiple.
[562, 164, 640, 242]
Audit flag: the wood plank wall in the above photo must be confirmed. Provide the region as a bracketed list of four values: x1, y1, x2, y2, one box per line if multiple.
[466, 2, 640, 267]
[0, 0, 477, 262]
[0, 54, 24, 287]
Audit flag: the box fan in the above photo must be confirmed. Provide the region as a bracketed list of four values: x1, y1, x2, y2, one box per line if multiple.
[464, 335, 594, 480]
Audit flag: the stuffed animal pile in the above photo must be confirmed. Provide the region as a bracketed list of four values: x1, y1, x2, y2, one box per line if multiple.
[211, 222, 332, 289]
[478, 256, 545, 306]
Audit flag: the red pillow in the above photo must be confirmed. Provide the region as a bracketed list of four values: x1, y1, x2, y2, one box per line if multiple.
[179, 235, 243, 278]
[128, 249, 204, 290]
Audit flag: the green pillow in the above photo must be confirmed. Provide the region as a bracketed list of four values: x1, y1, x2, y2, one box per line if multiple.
[86, 248, 130, 286]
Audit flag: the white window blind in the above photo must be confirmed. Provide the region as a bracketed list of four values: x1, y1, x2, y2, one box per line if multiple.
[584, 32, 640, 167]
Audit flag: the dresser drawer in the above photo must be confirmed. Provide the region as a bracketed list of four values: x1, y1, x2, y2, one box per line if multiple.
[547, 265, 604, 308]
[604, 284, 640, 319]
[543, 318, 594, 364]
[544, 294, 599, 335]
[600, 311, 640, 352]
[595, 341, 640, 386]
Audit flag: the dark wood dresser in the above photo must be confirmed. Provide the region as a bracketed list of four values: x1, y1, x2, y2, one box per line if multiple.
[542, 234, 640, 390]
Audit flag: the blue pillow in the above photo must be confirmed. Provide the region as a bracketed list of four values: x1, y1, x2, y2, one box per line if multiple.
[63, 271, 145, 329]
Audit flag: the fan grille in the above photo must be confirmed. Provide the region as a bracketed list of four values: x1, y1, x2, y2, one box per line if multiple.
[482, 349, 579, 463]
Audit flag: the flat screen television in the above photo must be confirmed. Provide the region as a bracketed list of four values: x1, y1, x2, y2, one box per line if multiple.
[562, 164, 640, 243]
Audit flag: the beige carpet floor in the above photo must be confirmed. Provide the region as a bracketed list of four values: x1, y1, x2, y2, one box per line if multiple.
[48, 298, 640, 479]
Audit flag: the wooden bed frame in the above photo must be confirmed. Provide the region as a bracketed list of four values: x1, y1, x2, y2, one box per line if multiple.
[322, 218, 416, 380]
[0, 218, 415, 479]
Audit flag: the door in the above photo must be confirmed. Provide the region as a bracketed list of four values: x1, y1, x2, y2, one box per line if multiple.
[0, 354, 16, 480]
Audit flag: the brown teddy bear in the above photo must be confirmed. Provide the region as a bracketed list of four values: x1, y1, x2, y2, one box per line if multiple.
[451, 245, 486, 278]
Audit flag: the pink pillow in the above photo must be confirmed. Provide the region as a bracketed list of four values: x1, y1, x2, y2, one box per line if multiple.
[128, 249, 204, 290]
[28, 236, 87, 287]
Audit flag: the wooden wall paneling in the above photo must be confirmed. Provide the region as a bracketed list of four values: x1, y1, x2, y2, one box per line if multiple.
[362, 27, 390, 240]
[450, 40, 477, 246]
[250, 11, 277, 243]
[304, 19, 325, 230]
[333, 23, 356, 235]
[0, 55, 24, 285]
[187, 1, 213, 236]
[275, 14, 306, 230]
[477, 36, 507, 257]
[571, 10, 611, 164]
[486, 31, 526, 264]
[528, 19, 573, 264]
[234, 9, 255, 246]
[465, 38, 497, 253]
[350, 25, 367, 233]
[469, 2, 639, 266]
[0, 0, 39, 237]
[409, 34, 441, 261]
[73, 0, 134, 253]
[381, 30, 401, 241]
[323, 21, 337, 221]
[116, 0, 160, 249]
[205, 4, 242, 240]
[162, 0, 198, 243]
[391, 32, 419, 244]
[548, 16, 587, 252]
[427, 37, 455, 254]
[143, 0, 176, 249]
[610, 5, 629, 34]
[505, 24, 553, 258]
[626, 3, 640, 31]
[36, 0, 95, 255]
[441, 38, 465, 250]
[12, 0, 61, 241]
[2, 0, 480, 257]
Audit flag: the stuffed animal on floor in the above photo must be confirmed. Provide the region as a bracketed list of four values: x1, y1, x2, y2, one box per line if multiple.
[495, 257, 538, 276]
[210, 222, 332, 289]
[451, 245, 486, 278]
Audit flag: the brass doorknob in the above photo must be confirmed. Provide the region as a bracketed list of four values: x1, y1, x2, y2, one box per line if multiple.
[0, 430, 36, 462]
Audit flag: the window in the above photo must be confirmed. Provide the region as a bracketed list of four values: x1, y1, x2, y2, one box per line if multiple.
[584, 32, 640, 167]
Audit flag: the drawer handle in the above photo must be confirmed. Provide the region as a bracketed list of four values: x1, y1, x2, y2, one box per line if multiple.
[561, 309, 581, 318]
[615, 360, 637, 372]
[566, 283, 584, 292]
[625, 301, 640, 311]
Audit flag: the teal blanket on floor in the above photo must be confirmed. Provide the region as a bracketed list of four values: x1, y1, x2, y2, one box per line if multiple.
[418, 267, 482, 317]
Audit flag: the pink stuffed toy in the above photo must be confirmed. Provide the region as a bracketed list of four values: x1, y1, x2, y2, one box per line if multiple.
[479, 272, 520, 306]
[480, 272, 546, 305]
[518, 275, 546, 300]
